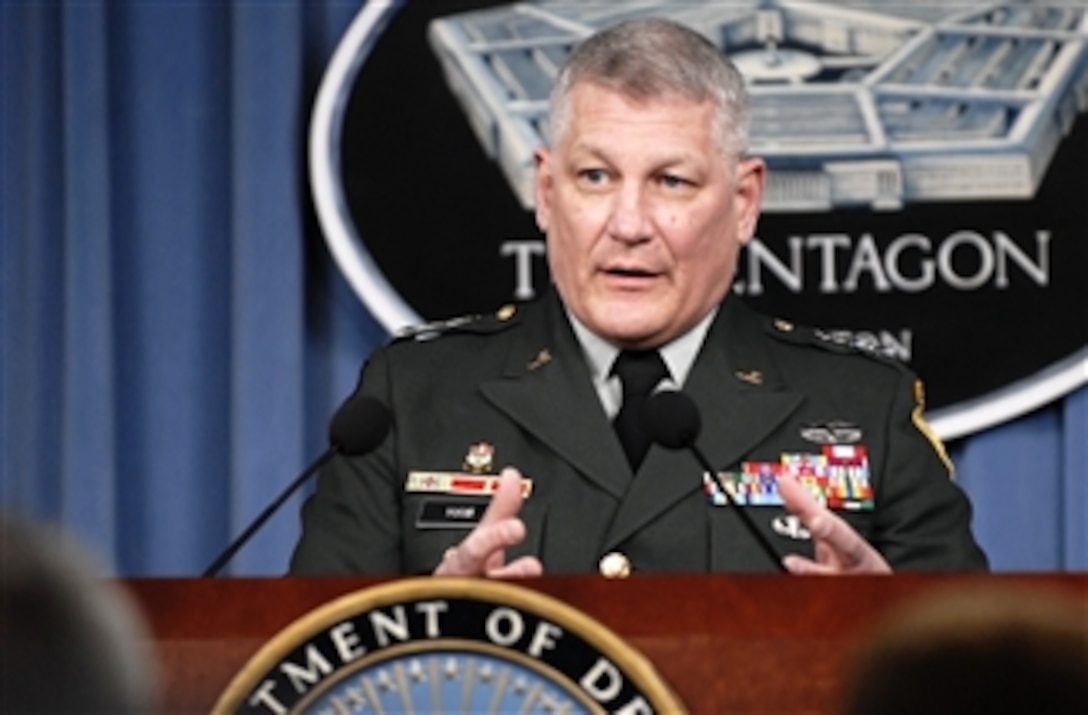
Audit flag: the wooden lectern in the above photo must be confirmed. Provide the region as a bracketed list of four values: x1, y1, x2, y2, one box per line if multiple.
[126, 574, 1087, 714]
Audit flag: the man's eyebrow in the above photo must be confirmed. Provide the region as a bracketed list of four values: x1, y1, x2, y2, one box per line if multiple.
[567, 142, 702, 168]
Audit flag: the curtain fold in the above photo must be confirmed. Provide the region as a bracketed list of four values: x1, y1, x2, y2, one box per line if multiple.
[1063, 386, 1087, 567]
[1, 0, 1085, 575]
[60, 0, 118, 554]
[226, 1, 307, 575]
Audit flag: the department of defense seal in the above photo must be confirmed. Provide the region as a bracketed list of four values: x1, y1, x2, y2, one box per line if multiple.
[213, 578, 685, 714]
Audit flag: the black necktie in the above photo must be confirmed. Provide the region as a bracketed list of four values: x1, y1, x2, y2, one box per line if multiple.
[611, 350, 669, 471]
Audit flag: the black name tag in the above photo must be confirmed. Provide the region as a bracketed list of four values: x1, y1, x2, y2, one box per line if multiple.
[415, 498, 486, 529]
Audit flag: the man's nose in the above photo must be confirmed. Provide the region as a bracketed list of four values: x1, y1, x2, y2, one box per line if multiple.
[606, 183, 652, 243]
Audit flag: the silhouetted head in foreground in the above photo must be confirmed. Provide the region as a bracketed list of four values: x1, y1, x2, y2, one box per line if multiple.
[841, 584, 1088, 715]
[0, 515, 157, 713]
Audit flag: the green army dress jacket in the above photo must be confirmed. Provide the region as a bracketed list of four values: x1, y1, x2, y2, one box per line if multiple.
[290, 291, 987, 575]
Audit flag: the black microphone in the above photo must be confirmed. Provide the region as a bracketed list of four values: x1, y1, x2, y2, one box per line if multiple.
[643, 389, 786, 572]
[202, 394, 391, 577]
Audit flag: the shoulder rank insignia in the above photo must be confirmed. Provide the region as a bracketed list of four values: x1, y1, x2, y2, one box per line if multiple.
[396, 314, 481, 342]
[395, 304, 522, 342]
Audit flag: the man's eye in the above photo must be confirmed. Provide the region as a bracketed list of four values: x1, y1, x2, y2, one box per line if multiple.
[660, 174, 690, 189]
[579, 168, 608, 184]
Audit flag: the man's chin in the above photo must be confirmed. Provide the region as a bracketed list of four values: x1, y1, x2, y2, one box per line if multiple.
[588, 316, 669, 349]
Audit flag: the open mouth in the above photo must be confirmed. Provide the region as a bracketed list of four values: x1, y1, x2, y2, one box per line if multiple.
[605, 266, 656, 278]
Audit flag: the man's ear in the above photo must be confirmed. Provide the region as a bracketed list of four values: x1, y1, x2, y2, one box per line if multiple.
[533, 147, 553, 233]
[734, 157, 766, 245]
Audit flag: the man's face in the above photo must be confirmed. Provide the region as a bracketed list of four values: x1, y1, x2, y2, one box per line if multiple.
[535, 82, 765, 349]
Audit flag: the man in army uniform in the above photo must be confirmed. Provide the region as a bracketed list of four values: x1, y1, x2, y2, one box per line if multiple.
[291, 18, 987, 577]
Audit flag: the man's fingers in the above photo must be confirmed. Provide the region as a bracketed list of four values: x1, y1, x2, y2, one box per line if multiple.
[815, 541, 844, 569]
[776, 473, 824, 522]
[433, 466, 539, 577]
[478, 467, 527, 527]
[778, 474, 892, 574]
[806, 512, 890, 572]
[434, 518, 525, 576]
[779, 473, 859, 548]
[782, 553, 835, 575]
[485, 555, 544, 579]
[783, 544, 853, 575]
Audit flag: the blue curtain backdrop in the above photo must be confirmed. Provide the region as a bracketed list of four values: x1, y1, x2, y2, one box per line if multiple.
[2, 0, 1085, 576]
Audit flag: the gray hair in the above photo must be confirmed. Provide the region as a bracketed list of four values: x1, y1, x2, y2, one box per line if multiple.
[548, 18, 750, 160]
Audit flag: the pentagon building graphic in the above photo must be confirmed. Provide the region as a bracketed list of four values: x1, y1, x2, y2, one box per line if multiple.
[429, 0, 1088, 212]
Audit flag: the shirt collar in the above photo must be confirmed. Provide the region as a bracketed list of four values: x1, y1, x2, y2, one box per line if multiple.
[568, 307, 718, 388]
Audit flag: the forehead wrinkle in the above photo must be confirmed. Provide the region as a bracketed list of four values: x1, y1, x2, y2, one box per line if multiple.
[554, 83, 733, 157]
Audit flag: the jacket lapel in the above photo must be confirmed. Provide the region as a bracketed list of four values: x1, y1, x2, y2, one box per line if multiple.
[603, 299, 805, 549]
[479, 293, 632, 498]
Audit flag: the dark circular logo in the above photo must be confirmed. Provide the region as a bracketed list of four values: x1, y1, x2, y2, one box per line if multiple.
[212, 578, 685, 714]
[311, 1, 1087, 438]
